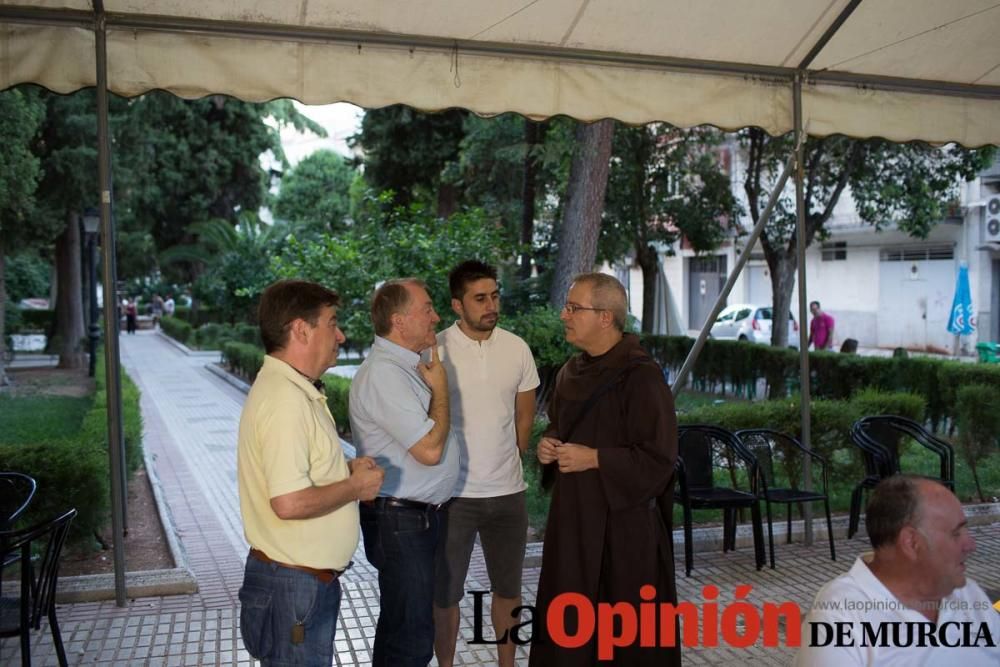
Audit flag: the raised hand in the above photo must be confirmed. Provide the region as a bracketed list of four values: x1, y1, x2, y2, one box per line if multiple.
[417, 344, 448, 395]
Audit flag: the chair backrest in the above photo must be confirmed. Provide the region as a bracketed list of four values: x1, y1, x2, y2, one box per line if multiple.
[736, 429, 796, 488]
[854, 415, 954, 484]
[850, 419, 897, 478]
[1, 508, 77, 629]
[678, 425, 754, 490]
[0, 472, 37, 531]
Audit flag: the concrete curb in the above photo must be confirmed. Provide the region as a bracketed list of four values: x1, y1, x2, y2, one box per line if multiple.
[157, 330, 222, 359]
[204, 360, 251, 394]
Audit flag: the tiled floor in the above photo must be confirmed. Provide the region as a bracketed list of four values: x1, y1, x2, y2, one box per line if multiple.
[2, 330, 997, 665]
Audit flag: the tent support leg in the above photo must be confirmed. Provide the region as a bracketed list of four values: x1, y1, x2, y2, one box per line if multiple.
[94, 1, 128, 607]
[794, 74, 814, 545]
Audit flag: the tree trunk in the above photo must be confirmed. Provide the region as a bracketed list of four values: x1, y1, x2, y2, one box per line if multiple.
[549, 119, 615, 306]
[436, 182, 459, 219]
[520, 120, 543, 280]
[52, 212, 86, 369]
[637, 243, 658, 333]
[0, 242, 8, 386]
[767, 246, 797, 349]
[766, 245, 797, 397]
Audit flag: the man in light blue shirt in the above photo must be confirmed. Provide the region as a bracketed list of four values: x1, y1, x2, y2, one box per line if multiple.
[349, 278, 460, 667]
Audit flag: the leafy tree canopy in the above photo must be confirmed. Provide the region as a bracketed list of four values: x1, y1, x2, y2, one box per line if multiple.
[351, 105, 467, 212]
[112, 93, 316, 281]
[162, 213, 288, 323]
[269, 196, 510, 344]
[0, 87, 45, 242]
[272, 149, 356, 237]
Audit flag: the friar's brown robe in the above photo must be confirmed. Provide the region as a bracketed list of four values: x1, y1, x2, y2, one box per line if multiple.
[529, 333, 680, 666]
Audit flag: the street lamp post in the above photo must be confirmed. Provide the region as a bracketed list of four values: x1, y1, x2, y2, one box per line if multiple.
[82, 208, 101, 378]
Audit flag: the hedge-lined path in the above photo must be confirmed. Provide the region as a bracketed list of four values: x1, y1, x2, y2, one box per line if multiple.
[2, 329, 998, 666]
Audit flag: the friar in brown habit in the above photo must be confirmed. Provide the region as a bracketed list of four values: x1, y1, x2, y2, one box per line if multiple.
[529, 272, 680, 667]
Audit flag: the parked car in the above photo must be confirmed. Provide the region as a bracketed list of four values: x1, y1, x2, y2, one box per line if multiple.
[709, 303, 800, 348]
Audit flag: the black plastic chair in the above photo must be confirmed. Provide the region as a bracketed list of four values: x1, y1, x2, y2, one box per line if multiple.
[0, 508, 78, 666]
[0, 473, 37, 531]
[847, 416, 955, 538]
[736, 429, 836, 567]
[676, 425, 764, 576]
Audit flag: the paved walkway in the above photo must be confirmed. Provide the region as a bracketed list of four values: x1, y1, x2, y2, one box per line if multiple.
[2, 330, 998, 666]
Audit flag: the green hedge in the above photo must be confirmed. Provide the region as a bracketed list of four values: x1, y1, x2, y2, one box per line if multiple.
[955, 384, 1000, 501]
[678, 389, 925, 487]
[173, 305, 224, 327]
[638, 334, 1000, 430]
[322, 375, 352, 436]
[164, 320, 261, 351]
[6, 308, 53, 334]
[0, 352, 144, 546]
[160, 315, 194, 345]
[222, 341, 265, 382]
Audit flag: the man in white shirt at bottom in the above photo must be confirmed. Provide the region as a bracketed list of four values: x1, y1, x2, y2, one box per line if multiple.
[433, 260, 540, 667]
[796, 474, 999, 667]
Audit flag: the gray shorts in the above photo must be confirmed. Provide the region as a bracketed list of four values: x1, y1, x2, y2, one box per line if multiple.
[433, 491, 528, 607]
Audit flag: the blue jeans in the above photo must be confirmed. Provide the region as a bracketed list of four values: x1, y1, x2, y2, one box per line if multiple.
[238, 554, 342, 667]
[360, 502, 441, 667]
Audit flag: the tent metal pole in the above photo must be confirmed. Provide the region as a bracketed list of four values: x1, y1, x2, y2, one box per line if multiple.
[94, 0, 128, 606]
[794, 74, 814, 544]
[671, 147, 798, 395]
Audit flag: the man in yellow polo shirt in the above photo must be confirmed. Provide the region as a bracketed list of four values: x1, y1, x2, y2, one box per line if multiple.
[237, 279, 384, 666]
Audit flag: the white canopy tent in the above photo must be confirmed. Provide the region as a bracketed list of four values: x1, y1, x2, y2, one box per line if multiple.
[3, 0, 999, 603]
[3, 1, 1000, 144]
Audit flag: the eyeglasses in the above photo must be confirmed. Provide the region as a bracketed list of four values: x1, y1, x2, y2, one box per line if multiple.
[561, 303, 606, 315]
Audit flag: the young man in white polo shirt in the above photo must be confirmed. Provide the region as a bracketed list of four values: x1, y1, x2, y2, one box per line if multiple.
[433, 260, 540, 667]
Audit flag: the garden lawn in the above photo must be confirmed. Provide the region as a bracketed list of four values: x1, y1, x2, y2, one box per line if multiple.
[0, 395, 92, 445]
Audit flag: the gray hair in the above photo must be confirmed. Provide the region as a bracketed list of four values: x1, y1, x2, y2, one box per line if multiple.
[572, 272, 628, 331]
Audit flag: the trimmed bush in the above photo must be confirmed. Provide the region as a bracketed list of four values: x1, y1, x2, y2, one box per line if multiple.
[230, 322, 262, 346]
[14, 308, 54, 333]
[160, 315, 194, 345]
[0, 352, 143, 546]
[173, 305, 224, 327]
[637, 334, 999, 430]
[222, 341, 265, 382]
[323, 375, 352, 436]
[955, 384, 1000, 501]
[193, 322, 227, 350]
[677, 390, 925, 489]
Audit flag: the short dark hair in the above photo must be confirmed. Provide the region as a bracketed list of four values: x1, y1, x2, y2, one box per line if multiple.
[371, 278, 425, 337]
[810, 300, 821, 308]
[866, 475, 928, 549]
[258, 280, 341, 354]
[449, 260, 498, 300]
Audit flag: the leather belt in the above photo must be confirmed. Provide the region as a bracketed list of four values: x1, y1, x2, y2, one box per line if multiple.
[362, 496, 450, 512]
[248, 548, 348, 585]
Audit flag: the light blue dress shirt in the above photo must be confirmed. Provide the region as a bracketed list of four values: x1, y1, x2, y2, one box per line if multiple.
[348, 336, 460, 505]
